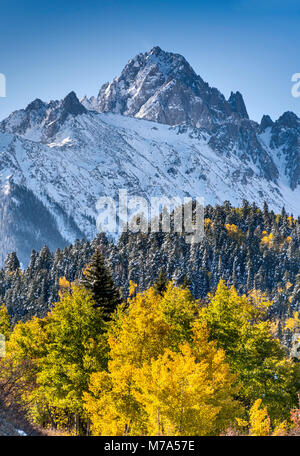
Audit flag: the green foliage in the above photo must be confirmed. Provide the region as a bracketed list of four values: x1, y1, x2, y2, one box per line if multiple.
[6, 283, 108, 433]
[82, 249, 121, 319]
[38, 284, 107, 410]
[2, 273, 299, 435]
[200, 281, 299, 423]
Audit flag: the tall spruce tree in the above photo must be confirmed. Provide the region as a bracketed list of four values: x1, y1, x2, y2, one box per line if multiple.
[82, 249, 121, 318]
[4, 252, 20, 276]
[154, 271, 168, 296]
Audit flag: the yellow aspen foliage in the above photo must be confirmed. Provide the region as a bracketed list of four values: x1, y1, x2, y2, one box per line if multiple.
[84, 315, 241, 435]
[249, 399, 271, 436]
[247, 289, 273, 319]
[235, 417, 248, 428]
[269, 320, 279, 337]
[6, 283, 108, 431]
[84, 361, 148, 436]
[204, 218, 212, 228]
[84, 284, 242, 436]
[82, 264, 91, 277]
[108, 282, 198, 370]
[4, 277, 299, 436]
[286, 236, 292, 243]
[238, 400, 289, 435]
[272, 420, 289, 436]
[224, 224, 243, 241]
[36, 284, 107, 414]
[7, 316, 48, 364]
[0, 304, 11, 340]
[286, 281, 293, 290]
[58, 276, 71, 298]
[261, 232, 274, 247]
[133, 323, 241, 436]
[59, 276, 70, 288]
[108, 289, 172, 369]
[4, 315, 49, 420]
[225, 223, 238, 233]
[84, 283, 200, 435]
[134, 347, 219, 436]
[129, 281, 138, 297]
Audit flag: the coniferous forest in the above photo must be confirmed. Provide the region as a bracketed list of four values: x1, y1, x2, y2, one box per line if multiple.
[2, 201, 299, 329]
[0, 201, 299, 436]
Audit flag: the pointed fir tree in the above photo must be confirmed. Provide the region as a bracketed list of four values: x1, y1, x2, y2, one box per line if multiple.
[4, 252, 20, 275]
[82, 249, 121, 319]
[182, 275, 191, 291]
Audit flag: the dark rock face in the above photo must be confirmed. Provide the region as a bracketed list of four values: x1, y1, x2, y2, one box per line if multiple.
[276, 111, 299, 129]
[260, 114, 274, 132]
[269, 113, 300, 190]
[25, 98, 46, 113]
[228, 91, 249, 119]
[61, 91, 87, 118]
[208, 120, 279, 182]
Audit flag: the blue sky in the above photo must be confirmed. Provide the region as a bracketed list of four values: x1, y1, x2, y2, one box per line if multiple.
[0, 0, 299, 121]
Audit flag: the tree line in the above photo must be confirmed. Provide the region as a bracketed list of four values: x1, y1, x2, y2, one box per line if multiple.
[0, 201, 299, 341]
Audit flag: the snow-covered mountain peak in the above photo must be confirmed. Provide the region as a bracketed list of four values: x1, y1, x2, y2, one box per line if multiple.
[0, 91, 86, 142]
[0, 47, 299, 265]
[25, 98, 47, 113]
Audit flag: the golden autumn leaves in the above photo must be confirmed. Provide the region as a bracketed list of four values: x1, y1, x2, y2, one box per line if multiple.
[83, 282, 298, 435]
[84, 290, 241, 436]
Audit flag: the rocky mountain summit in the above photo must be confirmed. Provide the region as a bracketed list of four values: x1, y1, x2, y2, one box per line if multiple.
[82, 46, 299, 191]
[0, 47, 299, 265]
[82, 46, 249, 129]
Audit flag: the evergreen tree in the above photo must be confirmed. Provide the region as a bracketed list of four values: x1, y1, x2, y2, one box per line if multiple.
[82, 249, 121, 318]
[4, 252, 20, 277]
[153, 271, 168, 296]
